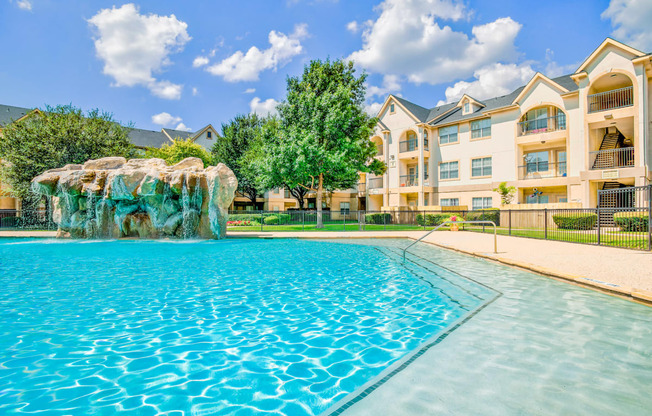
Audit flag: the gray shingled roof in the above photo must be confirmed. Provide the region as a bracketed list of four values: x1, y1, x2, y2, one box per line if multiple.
[162, 128, 194, 140]
[0, 104, 33, 127]
[388, 73, 579, 127]
[128, 128, 173, 148]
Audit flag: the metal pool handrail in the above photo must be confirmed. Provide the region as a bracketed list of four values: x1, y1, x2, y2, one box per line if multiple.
[402, 220, 498, 262]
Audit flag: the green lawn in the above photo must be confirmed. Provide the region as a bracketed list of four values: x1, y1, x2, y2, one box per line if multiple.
[227, 222, 650, 250]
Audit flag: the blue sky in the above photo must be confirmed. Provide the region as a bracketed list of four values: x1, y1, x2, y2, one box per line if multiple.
[1, 0, 650, 133]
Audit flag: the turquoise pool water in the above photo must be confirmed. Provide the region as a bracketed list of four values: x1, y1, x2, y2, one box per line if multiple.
[0, 239, 492, 415]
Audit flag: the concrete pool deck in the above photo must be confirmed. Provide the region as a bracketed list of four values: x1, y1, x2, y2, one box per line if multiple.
[2, 229, 651, 304]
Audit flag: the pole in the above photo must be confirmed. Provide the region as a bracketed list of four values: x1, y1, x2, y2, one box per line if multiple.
[544, 208, 548, 240]
[302, 210, 305, 231]
[648, 185, 651, 251]
[509, 209, 512, 236]
[261, 211, 264, 232]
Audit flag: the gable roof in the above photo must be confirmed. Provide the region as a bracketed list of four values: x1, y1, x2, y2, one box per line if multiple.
[575, 37, 647, 74]
[378, 73, 579, 129]
[128, 128, 174, 148]
[162, 128, 194, 140]
[0, 104, 34, 127]
[510, 73, 571, 105]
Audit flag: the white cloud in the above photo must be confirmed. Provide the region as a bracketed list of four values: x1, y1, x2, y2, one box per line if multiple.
[193, 56, 209, 68]
[206, 24, 308, 82]
[347, 21, 359, 33]
[175, 122, 192, 132]
[15, 0, 32, 11]
[603, 0, 652, 52]
[151, 112, 182, 127]
[88, 3, 190, 100]
[442, 62, 535, 103]
[543, 49, 579, 78]
[244, 88, 256, 94]
[250, 97, 279, 116]
[367, 74, 401, 98]
[365, 101, 384, 116]
[348, 0, 522, 85]
[192, 87, 199, 96]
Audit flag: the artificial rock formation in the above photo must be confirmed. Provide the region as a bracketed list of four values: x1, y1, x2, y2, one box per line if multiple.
[31, 157, 238, 239]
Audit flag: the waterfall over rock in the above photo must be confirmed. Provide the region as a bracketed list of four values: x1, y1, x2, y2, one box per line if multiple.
[31, 157, 238, 239]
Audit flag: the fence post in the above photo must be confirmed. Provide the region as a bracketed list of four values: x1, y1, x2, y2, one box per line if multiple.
[423, 210, 426, 230]
[544, 208, 548, 240]
[509, 209, 512, 235]
[648, 185, 652, 251]
[343, 211, 346, 231]
[597, 205, 601, 246]
[260, 211, 264, 231]
[302, 211, 305, 232]
[384, 211, 387, 231]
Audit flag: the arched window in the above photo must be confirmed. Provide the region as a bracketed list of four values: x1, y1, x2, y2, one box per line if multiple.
[518, 106, 566, 136]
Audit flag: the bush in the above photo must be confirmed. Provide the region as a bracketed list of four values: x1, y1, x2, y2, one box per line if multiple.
[552, 213, 597, 230]
[227, 220, 259, 227]
[614, 212, 649, 232]
[0, 216, 19, 228]
[264, 215, 279, 225]
[228, 213, 290, 224]
[416, 213, 450, 226]
[365, 213, 392, 224]
[466, 209, 500, 226]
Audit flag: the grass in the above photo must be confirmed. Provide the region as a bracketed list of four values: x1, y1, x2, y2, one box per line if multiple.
[228, 222, 650, 250]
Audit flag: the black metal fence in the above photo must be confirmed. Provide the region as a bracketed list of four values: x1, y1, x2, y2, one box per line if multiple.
[0, 209, 56, 231]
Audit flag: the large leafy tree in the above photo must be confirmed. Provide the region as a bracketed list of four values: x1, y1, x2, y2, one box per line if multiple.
[0, 105, 135, 202]
[212, 113, 265, 206]
[145, 138, 213, 167]
[257, 59, 385, 227]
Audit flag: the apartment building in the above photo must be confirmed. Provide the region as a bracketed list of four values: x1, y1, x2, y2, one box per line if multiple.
[364, 38, 652, 211]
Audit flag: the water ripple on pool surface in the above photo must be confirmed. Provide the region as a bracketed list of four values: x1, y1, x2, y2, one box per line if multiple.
[0, 239, 488, 415]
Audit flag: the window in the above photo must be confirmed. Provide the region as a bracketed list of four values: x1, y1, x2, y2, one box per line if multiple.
[523, 108, 549, 133]
[557, 151, 567, 176]
[440, 161, 459, 180]
[390, 103, 395, 113]
[464, 102, 470, 114]
[471, 157, 492, 177]
[207, 131, 212, 139]
[340, 202, 350, 215]
[471, 118, 491, 138]
[441, 198, 459, 206]
[527, 194, 549, 204]
[406, 131, 417, 151]
[524, 151, 549, 173]
[424, 130, 429, 150]
[424, 163, 429, 180]
[472, 197, 493, 210]
[439, 125, 458, 144]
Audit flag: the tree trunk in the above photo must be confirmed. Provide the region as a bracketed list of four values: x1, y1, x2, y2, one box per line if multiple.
[316, 173, 324, 229]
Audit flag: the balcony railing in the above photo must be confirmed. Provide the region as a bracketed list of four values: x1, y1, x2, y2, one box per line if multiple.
[356, 182, 366, 193]
[368, 177, 384, 189]
[399, 139, 418, 153]
[517, 114, 566, 136]
[590, 147, 635, 170]
[588, 86, 633, 113]
[399, 174, 418, 187]
[518, 162, 567, 180]
[376, 144, 383, 156]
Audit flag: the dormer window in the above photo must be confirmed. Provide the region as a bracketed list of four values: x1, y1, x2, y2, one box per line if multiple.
[464, 102, 470, 114]
[207, 131, 212, 139]
[390, 103, 395, 113]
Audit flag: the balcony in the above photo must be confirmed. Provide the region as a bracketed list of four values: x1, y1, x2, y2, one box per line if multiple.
[588, 86, 633, 113]
[368, 177, 384, 189]
[399, 174, 418, 187]
[517, 114, 566, 136]
[590, 147, 635, 169]
[399, 138, 418, 153]
[518, 162, 567, 180]
[375, 144, 383, 156]
[356, 182, 366, 194]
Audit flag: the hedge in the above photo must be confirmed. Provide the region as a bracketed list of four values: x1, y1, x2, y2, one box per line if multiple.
[466, 209, 500, 226]
[416, 213, 450, 226]
[228, 213, 290, 224]
[614, 212, 649, 232]
[365, 213, 392, 224]
[552, 213, 597, 230]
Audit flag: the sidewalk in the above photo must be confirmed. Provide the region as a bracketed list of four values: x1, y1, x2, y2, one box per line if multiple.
[228, 230, 652, 303]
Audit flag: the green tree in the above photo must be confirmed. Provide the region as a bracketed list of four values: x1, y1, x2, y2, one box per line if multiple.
[212, 113, 265, 206]
[145, 138, 213, 167]
[0, 105, 135, 201]
[257, 59, 385, 227]
[494, 182, 517, 205]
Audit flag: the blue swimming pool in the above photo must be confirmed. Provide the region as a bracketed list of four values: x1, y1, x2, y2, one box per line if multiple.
[0, 239, 492, 415]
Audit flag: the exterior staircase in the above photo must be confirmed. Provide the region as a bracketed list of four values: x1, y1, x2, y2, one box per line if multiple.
[597, 181, 626, 227]
[592, 129, 625, 169]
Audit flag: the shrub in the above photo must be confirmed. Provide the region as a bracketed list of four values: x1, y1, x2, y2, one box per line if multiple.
[416, 213, 450, 226]
[228, 213, 261, 222]
[614, 212, 649, 232]
[365, 213, 392, 224]
[264, 215, 279, 225]
[552, 213, 597, 230]
[227, 220, 258, 227]
[466, 209, 500, 226]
